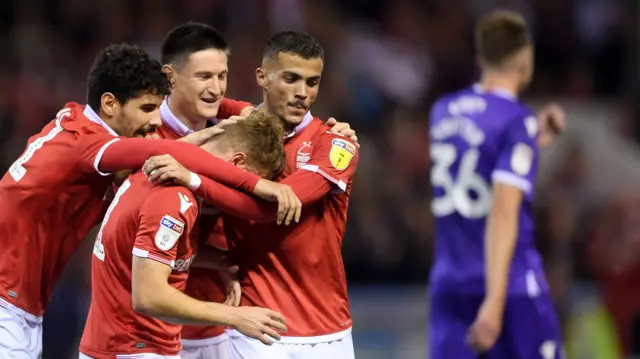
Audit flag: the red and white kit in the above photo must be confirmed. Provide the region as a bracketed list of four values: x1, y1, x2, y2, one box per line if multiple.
[79, 171, 200, 359]
[218, 114, 359, 359]
[0, 99, 256, 358]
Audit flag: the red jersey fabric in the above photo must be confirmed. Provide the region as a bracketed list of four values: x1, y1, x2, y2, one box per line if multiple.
[223, 117, 359, 337]
[181, 216, 228, 340]
[157, 98, 235, 341]
[0, 103, 119, 317]
[80, 172, 200, 358]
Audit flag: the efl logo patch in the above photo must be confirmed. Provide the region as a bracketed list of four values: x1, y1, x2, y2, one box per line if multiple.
[155, 215, 184, 251]
[329, 139, 356, 171]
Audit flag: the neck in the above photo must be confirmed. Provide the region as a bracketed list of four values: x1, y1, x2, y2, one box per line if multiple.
[479, 71, 520, 97]
[167, 95, 207, 131]
[259, 98, 296, 134]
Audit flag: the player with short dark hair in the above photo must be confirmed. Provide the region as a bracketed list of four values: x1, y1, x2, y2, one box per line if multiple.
[145, 30, 360, 359]
[0, 43, 295, 359]
[428, 10, 563, 359]
[79, 111, 288, 359]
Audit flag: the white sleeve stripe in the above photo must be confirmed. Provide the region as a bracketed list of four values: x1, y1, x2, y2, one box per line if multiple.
[93, 138, 121, 176]
[132, 247, 175, 268]
[300, 164, 347, 192]
[492, 170, 532, 193]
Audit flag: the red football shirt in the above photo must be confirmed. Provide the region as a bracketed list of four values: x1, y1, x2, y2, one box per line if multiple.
[181, 216, 228, 340]
[0, 102, 119, 317]
[158, 97, 238, 341]
[223, 117, 359, 338]
[80, 172, 200, 358]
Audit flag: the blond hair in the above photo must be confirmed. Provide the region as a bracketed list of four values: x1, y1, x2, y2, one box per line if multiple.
[220, 111, 286, 180]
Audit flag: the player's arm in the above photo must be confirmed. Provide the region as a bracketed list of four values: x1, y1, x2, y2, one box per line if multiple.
[130, 189, 286, 343]
[218, 98, 255, 118]
[132, 256, 238, 325]
[145, 133, 358, 223]
[485, 115, 539, 310]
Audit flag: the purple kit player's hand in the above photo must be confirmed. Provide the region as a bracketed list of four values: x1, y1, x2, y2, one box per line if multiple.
[326, 117, 359, 147]
[467, 299, 503, 353]
[537, 103, 566, 148]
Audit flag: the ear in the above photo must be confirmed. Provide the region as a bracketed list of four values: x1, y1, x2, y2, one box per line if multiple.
[100, 92, 118, 118]
[255, 67, 268, 89]
[231, 152, 247, 167]
[163, 64, 176, 88]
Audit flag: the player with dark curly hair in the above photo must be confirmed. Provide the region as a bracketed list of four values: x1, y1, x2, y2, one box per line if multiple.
[0, 43, 297, 359]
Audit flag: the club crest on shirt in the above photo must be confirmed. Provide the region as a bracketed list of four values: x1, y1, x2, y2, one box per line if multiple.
[296, 141, 312, 168]
[155, 215, 184, 251]
[329, 139, 356, 171]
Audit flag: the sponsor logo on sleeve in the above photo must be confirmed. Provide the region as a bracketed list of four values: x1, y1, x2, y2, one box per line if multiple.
[329, 139, 356, 171]
[155, 215, 184, 251]
[510, 142, 533, 176]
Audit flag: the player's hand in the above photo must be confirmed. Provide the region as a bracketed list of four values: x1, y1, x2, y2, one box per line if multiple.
[143, 155, 191, 187]
[537, 103, 566, 148]
[467, 299, 504, 353]
[326, 117, 359, 147]
[145, 132, 161, 140]
[178, 118, 239, 145]
[231, 307, 287, 345]
[223, 265, 242, 307]
[252, 179, 302, 225]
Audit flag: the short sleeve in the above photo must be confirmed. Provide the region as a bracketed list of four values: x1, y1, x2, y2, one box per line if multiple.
[491, 114, 539, 194]
[217, 98, 253, 119]
[299, 132, 359, 193]
[132, 187, 199, 268]
[77, 133, 121, 176]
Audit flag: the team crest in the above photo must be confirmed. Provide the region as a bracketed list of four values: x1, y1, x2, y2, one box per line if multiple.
[329, 139, 356, 171]
[155, 215, 184, 251]
[296, 141, 312, 168]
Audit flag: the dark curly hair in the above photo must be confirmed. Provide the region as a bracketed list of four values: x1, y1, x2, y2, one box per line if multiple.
[161, 22, 229, 67]
[263, 30, 324, 61]
[86, 44, 171, 111]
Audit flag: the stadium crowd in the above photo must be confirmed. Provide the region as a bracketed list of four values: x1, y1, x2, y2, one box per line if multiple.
[0, 0, 638, 357]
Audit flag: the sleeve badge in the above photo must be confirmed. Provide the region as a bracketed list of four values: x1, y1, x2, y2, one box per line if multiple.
[329, 139, 356, 171]
[155, 215, 184, 251]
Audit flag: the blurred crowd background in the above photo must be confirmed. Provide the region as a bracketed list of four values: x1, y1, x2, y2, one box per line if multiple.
[1, 0, 639, 358]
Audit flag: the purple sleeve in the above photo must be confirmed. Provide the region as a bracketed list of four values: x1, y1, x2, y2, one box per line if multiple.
[491, 114, 539, 194]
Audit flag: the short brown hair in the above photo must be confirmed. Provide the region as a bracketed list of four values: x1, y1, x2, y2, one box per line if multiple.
[219, 111, 285, 180]
[475, 10, 531, 68]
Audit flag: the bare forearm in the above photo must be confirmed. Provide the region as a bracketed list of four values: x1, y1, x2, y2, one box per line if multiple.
[484, 211, 518, 306]
[134, 284, 237, 326]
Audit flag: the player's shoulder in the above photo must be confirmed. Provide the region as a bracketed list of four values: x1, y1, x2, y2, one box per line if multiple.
[59, 102, 117, 137]
[311, 119, 358, 148]
[146, 183, 198, 218]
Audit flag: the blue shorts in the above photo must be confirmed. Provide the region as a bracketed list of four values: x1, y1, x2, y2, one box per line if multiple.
[429, 292, 563, 359]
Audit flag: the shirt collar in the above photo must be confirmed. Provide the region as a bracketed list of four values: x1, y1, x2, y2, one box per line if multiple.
[83, 105, 118, 136]
[472, 83, 517, 101]
[160, 97, 194, 137]
[256, 103, 313, 138]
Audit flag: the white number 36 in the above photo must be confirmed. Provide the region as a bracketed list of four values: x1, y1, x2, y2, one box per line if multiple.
[430, 143, 491, 219]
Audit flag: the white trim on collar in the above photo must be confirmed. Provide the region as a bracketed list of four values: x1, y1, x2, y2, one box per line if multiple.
[160, 97, 194, 137]
[83, 105, 118, 136]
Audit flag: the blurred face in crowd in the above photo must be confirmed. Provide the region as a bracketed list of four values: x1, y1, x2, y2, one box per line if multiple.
[256, 52, 323, 129]
[102, 93, 163, 137]
[165, 49, 228, 121]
